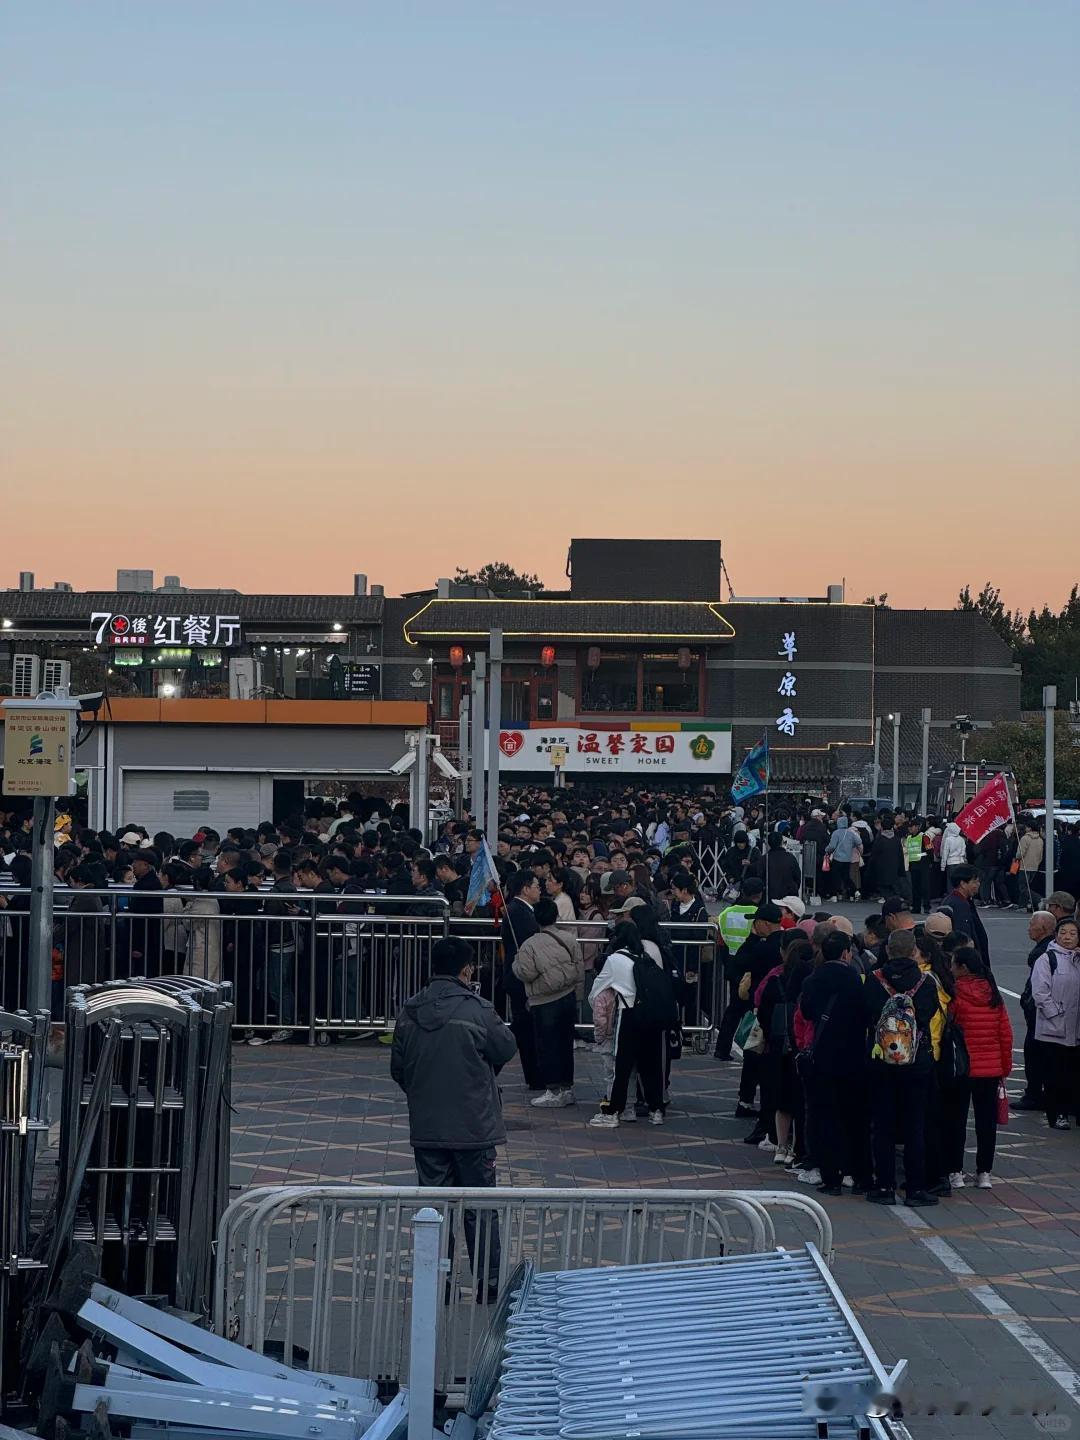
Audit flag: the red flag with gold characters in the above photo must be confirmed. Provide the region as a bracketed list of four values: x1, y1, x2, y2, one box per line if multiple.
[955, 773, 1012, 844]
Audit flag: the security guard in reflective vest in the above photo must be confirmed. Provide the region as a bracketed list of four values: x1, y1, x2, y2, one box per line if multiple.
[713, 877, 765, 1060]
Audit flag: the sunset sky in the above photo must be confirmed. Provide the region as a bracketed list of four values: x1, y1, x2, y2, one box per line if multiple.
[3, 2, 1077, 612]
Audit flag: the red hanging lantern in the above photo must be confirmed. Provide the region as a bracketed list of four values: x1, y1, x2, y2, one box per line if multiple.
[540, 644, 556, 668]
[586, 645, 601, 670]
[449, 645, 464, 669]
[677, 647, 692, 670]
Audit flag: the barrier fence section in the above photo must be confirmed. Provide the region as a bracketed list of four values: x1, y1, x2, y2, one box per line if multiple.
[692, 837, 819, 904]
[214, 1185, 832, 1395]
[0, 891, 723, 1044]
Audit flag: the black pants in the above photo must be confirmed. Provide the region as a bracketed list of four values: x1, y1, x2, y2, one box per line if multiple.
[413, 1145, 501, 1297]
[604, 1010, 664, 1115]
[738, 1048, 764, 1109]
[946, 1076, 1000, 1174]
[909, 863, 929, 914]
[924, 1067, 949, 1189]
[1040, 1042, 1078, 1125]
[532, 992, 576, 1090]
[871, 1068, 931, 1194]
[714, 987, 747, 1059]
[808, 1072, 872, 1189]
[1022, 1015, 1045, 1104]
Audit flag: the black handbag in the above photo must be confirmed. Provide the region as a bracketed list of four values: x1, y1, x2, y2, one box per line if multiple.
[938, 1017, 970, 1086]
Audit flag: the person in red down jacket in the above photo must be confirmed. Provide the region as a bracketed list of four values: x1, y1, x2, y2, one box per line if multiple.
[945, 945, 1013, 1191]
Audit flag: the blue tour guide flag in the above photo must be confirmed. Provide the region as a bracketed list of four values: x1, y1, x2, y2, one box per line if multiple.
[731, 734, 770, 803]
[466, 838, 497, 911]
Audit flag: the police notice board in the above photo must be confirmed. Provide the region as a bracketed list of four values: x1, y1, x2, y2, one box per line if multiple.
[2, 705, 77, 796]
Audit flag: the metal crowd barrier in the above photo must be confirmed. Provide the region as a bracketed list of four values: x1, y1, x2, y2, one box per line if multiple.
[0, 891, 723, 1046]
[214, 1185, 833, 1396]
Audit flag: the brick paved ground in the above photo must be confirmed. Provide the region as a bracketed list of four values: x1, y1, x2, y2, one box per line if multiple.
[229, 908, 1080, 1440]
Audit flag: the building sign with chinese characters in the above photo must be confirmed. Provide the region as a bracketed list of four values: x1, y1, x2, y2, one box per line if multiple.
[90, 612, 242, 648]
[775, 628, 800, 738]
[2, 704, 76, 796]
[486, 723, 732, 774]
[341, 663, 381, 697]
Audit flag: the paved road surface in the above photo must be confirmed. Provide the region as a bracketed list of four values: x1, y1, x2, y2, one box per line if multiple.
[231, 906, 1079, 1440]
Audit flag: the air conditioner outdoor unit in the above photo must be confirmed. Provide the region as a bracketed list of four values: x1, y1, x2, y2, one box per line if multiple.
[42, 659, 71, 693]
[12, 654, 41, 698]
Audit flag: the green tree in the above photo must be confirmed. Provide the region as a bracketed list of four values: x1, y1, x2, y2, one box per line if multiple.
[454, 562, 544, 596]
[980, 719, 1080, 802]
[956, 582, 1025, 650]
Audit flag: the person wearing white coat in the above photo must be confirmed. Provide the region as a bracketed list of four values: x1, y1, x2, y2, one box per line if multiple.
[939, 822, 968, 874]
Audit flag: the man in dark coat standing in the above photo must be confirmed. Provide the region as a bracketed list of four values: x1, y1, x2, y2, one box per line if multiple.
[392, 936, 517, 1301]
[939, 864, 991, 966]
[500, 869, 542, 1088]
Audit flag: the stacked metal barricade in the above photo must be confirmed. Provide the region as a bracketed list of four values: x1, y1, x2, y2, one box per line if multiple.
[50, 978, 233, 1318]
[0, 1011, 49, 1403]
[490, 1246, 906, 1440]
[31, 1283, 391, 1440]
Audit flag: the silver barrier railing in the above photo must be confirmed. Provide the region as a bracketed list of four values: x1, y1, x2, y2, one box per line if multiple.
[0, 891, 724, 1045]
[214, 1184, 832, 1395]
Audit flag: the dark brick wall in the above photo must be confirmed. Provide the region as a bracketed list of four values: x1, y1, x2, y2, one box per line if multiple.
[569, 539, 722, 600]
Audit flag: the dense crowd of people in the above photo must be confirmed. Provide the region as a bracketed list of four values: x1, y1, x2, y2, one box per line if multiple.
[3, 785, 1080, 1206]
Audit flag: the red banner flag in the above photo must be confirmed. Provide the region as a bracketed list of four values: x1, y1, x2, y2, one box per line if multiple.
[955, 773, 1012, 844]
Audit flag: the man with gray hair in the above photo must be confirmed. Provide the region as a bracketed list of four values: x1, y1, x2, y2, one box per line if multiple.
[1014, 910, 1058, 1112]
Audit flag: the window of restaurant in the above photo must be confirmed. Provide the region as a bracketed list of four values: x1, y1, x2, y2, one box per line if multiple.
[579, 650, 702, 715]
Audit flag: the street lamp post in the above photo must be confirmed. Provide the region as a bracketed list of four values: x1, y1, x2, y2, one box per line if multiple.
[919, 708, 931, 817]
[1045, 686, 1057, 899]
[890, 712, 901, 809]
[872, 716, 882, 800]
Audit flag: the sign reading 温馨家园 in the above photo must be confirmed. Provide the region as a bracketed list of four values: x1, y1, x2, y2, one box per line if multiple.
[90, 612, 242, 648]
[487, 723, 731, 774]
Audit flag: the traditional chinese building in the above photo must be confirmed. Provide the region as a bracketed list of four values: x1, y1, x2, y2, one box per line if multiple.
[0, 543, 1021, 823]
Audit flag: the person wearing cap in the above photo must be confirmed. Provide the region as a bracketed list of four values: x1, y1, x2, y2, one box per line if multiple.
[735, 903, 785, 1144]
[123, 848, 164, 976]
[714, 877, 765, 1062]
[1046, 891, 1077, 924]
[881, 895, 915, 936]
[922, 911, 953, 941]
[777, 895, 805, 928]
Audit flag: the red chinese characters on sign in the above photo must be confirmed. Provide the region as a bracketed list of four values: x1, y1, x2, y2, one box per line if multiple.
[577, 733, 601, 753]
[606, 733, 625, 755]
[631, 734, 650, 754]
[655, 735, 675, 753]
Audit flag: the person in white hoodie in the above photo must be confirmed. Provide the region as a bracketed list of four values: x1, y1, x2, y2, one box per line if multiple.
[939, 822, 968, 875]
[587, 922, 666, 1128]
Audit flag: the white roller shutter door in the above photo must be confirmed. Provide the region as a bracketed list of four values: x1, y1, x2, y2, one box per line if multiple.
[120, 772, 264, 836]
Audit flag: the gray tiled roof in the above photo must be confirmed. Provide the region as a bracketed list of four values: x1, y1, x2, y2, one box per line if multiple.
[401, 597, 735, 642]
[0, 592, 383, 624]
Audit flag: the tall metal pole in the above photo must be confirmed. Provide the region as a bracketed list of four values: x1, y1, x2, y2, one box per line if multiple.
[415, 729, 431, 844]
[470, 654, 486, 826]
[486, 628, 503, 842]
[457, 693, 470, 820]
[891, 712, 901, 809]
[1045, 685, 1057, 900]
[27, 795, 55, 1017]
[919, 707, 931, 817]
[871, 716, 881, 800]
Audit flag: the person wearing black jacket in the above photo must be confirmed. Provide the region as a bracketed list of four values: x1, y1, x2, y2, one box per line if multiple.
[872, 817, 906, 904]
[125, 851, 164, 976]
[862, 930, 943, 1206]
[939, 866, 991, 966]
[1013, 909, 1057, 1111]
[765, 834, 800, 904]
[799, 930, 872, 1195]
[501, 869, 542, 1088]
[735, 904, 785, 1143]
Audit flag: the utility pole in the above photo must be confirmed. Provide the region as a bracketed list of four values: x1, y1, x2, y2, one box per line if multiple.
[871, 716, 881, 800]
[891, 712, 901, 809]
[1045, 686, 1057, 899]
[457, 693, 470, 821]
[485, 629, 503, 842]
[470, 654, 486, 826]
[415, 729, 430, 844]
[919, 708, 931, 817]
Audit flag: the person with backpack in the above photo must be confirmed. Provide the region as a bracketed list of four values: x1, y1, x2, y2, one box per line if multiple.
[862, 928, 944, 1207]
[588, 921, 676, 1128]
[755, 938, 814, 1169]
[945, 945, 1012, 1189]
[1031, 916, 1080, 1129]
[713, 878, 765, 1061]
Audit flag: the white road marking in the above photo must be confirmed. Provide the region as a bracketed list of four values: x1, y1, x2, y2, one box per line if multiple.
[1000, 987, 1023, 1000]
[892, 1206, 1080, 1406]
